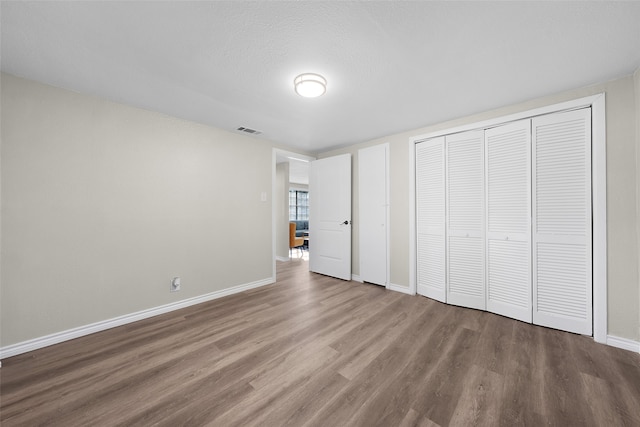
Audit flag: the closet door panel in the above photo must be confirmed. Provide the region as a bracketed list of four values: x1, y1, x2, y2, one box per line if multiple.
[417, 234, 446, 299]
[446, 130, 485, 309]
[485, 120, 532, 323]
[533, 109, 592, 335]
[416, 137, 446, 302]
[448, 236, 484, 305]
[487, 239, 531, 319]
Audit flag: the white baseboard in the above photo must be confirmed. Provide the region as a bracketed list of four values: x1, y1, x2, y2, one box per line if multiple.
[0, 276, 275, 360]
[352, 277, 413, 295]
[275, 256, 289, 262]
[387, 283, 414, 295]
[606, 335, 640, 353]
[4, 276, 635, 362]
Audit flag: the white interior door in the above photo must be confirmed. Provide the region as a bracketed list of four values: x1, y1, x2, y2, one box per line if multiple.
[309, 154, 352, 280]
[485, 120, 532, 323]
[415, 137, 446, 302]
[358, 144, 388, 286]
[533, 108, 592, 335]
[446, 130, 485, 310]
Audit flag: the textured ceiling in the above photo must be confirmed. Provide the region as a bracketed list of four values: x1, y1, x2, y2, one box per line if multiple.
[2, 1, 640, 153]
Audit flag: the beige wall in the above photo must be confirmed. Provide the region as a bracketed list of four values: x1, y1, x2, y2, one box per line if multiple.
[3, 71, 639, 348]
[320, 74, 640, 341]
[276, 162, 290, 259]
[1, 73, 277, 346]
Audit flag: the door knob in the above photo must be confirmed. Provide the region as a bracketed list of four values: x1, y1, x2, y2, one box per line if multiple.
[341, 220, 350, 225]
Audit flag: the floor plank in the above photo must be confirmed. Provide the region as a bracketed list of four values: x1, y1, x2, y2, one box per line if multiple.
[1, 260, 639, 426]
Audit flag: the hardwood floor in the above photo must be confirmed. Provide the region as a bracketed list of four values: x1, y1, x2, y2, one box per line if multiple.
[2, 259, 639, 426]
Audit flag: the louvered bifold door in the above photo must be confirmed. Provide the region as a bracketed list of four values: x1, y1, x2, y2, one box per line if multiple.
[415, 137, 446, 302]
[446, 130, 485, 310]
[485, 120, 532, 323]
[533, 109, 592, 335]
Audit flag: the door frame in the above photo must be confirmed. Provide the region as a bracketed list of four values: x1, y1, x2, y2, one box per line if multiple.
[272, 148, 315, 279]
[409, 93, 607, 343]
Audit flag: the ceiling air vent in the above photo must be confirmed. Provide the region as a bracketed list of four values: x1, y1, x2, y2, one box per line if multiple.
[236, 126, 262, 135]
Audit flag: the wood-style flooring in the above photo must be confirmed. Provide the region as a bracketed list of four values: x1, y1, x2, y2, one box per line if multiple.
[2, 259, 640, 426]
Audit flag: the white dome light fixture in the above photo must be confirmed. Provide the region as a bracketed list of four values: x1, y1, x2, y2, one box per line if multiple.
[294, 73, 327, 98]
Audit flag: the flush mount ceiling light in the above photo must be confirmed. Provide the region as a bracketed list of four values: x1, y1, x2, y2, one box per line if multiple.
[294, 73, 327, 98]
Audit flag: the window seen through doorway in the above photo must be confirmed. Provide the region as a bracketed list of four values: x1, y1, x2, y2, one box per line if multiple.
[289, 190, 309, 220]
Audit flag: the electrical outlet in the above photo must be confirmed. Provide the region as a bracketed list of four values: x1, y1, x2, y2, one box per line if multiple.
[170, 277, 181, 292]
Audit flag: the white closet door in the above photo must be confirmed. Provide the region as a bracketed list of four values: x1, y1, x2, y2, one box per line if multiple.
[533, 109, 592, 335]
[485, 120, 532, 323]
[359, 144, 388, 286]
[446, 130, 485, 310]
[416, 137, 446, 302]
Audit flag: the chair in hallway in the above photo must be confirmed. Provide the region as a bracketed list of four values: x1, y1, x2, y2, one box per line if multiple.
[289, 222, 305, 258]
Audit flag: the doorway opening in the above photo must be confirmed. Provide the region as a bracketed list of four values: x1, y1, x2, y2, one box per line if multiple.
[272, 149, 314, 279]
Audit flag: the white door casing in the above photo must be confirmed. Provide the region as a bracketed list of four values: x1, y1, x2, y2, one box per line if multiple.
[485, 120, 532, 323]
[532, 108, 592, 335]
[415, 137, 446, 302]
[309, 154, 352, 281]
[446, 130, 485, 310]
[358, 144, 389, 286]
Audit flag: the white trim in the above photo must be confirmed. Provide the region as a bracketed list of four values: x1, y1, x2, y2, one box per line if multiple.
[384, 142, 391, 290]
[351, 274, 363, 283]
[410, 95, 603, 143]
[591, 94, 607, 344]
[409, 94, 607, 342]
[387, 283, 413, 295]
[0, 277, 275, 360]
[408, 137, 417, 295]
[606, 335, 640, 353]
[272, 149, 277, 282]
[276, 256, 290, 262]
